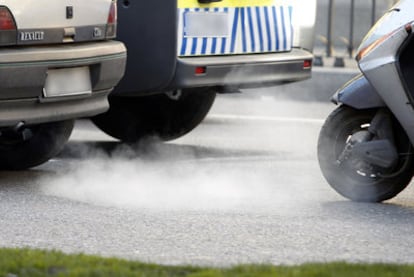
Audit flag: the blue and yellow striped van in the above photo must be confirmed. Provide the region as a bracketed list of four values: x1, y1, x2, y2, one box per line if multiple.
[92, 0, 317, 143]
[114, 0, 316, 94]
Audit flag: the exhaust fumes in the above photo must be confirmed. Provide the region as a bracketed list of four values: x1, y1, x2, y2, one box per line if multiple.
[39, 139, 271, 212]
[40, 97, 330, 212]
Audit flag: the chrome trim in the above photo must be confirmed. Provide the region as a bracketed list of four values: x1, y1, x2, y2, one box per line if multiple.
[0, 40, 126, 64]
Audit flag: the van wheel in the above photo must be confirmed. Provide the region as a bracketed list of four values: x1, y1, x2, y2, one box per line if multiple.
[92, 88, 216, 143]
[0, 120, 74, 170]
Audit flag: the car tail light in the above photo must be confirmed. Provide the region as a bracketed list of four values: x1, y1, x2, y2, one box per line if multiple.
[303, 60, 312, 69]
[0, 6, 17, 45]
[106, 1, 117, 38]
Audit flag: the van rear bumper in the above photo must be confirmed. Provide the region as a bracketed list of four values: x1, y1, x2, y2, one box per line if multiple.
[170, 48, 313, 90]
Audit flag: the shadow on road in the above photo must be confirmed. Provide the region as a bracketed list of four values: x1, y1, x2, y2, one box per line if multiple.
[58, 140, 286, 162]
[322, 200, 414, 222]
[0, 169, 53, 190]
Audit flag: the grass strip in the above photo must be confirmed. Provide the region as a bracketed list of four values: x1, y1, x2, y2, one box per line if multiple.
[0, 248, 412, 276]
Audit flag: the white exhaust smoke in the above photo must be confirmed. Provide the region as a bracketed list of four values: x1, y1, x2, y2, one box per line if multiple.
[40, 98, 331, 212]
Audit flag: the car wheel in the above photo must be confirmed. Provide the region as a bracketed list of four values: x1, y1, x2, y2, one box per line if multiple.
[92, 88, 216, 142]
[0, 120, 74, 170]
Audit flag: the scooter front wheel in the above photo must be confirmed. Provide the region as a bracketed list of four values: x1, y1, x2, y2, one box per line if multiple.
[318, 105, 414, 202]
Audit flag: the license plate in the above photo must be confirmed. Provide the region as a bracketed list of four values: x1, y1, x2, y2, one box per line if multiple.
[43, 67, 92, 98]
[184, 11, 229, 38]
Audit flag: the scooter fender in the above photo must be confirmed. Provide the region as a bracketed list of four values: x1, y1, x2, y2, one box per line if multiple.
[331, 74, 386, 109]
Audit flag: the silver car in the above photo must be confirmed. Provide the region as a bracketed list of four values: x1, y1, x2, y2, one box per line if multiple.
[0, 0, 126, 169]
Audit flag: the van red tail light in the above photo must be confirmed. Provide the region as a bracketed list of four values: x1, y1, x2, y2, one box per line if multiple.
[106, 1, 117, 38]
[195, 66, 206, 75]
[0, 6, 17, 45]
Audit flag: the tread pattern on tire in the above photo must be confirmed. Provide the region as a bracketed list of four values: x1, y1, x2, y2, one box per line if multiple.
[92, 88, 216, 143]
[317, 105, 414, 202]
[0, 120, 74, 170]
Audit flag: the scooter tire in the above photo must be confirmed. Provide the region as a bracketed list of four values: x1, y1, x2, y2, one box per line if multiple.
[318, 105, 414, 202]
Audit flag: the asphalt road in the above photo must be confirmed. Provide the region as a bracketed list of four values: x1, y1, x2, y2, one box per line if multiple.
[1, 92, 414, 266]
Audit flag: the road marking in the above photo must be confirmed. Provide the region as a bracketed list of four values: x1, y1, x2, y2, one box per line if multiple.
[208, 113, 325, 124]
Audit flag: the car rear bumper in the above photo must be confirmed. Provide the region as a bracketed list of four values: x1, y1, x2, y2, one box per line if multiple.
[170, 48, 313, 90]
[0, 40, 126, 126]
[0, 92, 109, 127]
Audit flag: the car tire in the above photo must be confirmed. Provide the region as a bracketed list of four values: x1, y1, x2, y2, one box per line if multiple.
[91, 88, 216, 143]
[0, 120, 74, 170]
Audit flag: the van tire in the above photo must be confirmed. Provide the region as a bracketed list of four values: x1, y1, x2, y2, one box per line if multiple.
[92, 88, 216, 143]
[0, 120, 74, 170]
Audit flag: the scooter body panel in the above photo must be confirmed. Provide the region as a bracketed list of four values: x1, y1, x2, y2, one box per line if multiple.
[333, 74, 385, 109]
[335, 0, 414, 146]
[364, 61, 414, 145]
[359, 19, 414, 145]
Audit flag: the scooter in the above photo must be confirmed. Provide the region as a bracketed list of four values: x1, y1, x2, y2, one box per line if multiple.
[317, 0, 414, 202]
